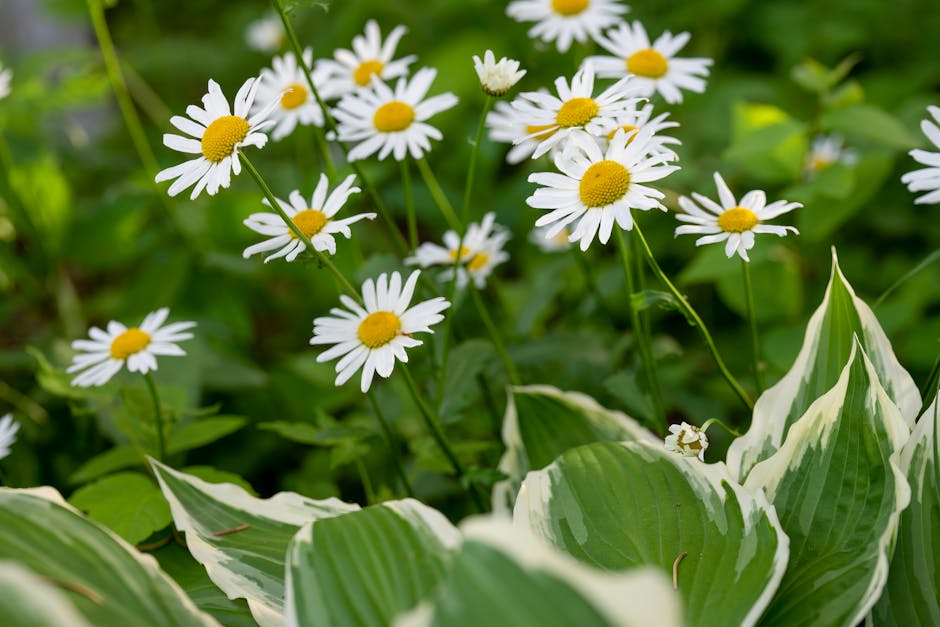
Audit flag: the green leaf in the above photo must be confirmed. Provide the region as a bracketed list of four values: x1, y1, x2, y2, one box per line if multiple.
[180, 466, 258, 496]
[820, 104, 920, 149]
[9, 155, 71, 254]
[68, 472, 172, 545]
[0, 487, 216, 626]
[515, 440, 788, 627]
[492, 385, 656, 512]
[150, 459, 358, 625]
[726, 102, 809, 183]
[728, 249, 920, 480]
[0, 561, 92, 627]
[744, 341, 910, 626]
[167, 416, 247, 454]
[68, 445, 144, 484]
[285, 499, 459, 626]
[258, 420, 373, 446]
[438, 339, 496, 420]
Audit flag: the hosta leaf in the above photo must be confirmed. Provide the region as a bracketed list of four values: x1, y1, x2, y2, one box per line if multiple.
[151, 459, 359, 627]
[728, 249, 919, 481]
[286, 499, 460, 627]
[515, 440, 788, 627]
[744, 341, 910, 627]
[0, 561, 91, 627]
[492, 385, 656, 513]
[0, 487, 216, 626]
[398, 518, 682, 627]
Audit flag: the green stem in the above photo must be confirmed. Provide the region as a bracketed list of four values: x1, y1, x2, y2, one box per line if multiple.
[366, 389, 414, 497]
[614, 229, 665, 426]
[469, 284, 521, 386]
[400, 160, 417, 249]
[700, 417, 742, 437]
[354, 458, 376, 505]
[632, 222, 754, 411]
[741, 259, 764, 393]
[461, 97, 493, 223]
[415, 158, 462, 232]
[143, 373, 166, 461]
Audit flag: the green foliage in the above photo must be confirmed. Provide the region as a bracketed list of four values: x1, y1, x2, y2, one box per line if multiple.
[68, 471, 172, 545]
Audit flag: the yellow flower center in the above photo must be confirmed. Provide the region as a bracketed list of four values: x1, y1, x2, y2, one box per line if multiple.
[556, 97, 599, 128]
[579, 160, 631, 207]
[291, 209, 328, 238]
[353, 60, 385, 87]
[201, 115, 250, 162]
[449, 246, 470, 261]
[627, 49, 669, 78]
[808, 156, 831, 172]
[717, 207, 759, 233]
[607, 124, 639, 142]
[468, 253, 489, 271]
[373, 101, 415, 133]
[109, 328, 151, 360]
[357, 311, 401, 348]
[551, 0, 590, 16]
[280, 83, 308, 109]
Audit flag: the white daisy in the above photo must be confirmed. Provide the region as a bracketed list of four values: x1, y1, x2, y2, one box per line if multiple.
[332, 67, 458, 162]
[0, 64, 11, 100]
[473, 50, 526, 97]
[155, 78, 277, 199]
[245, 12, 285, 54]
[588, 21, 712, 104]
[318, 20, 416, 100]
[595, 101, 680, 158]
[804, 134, 858, 176]
[529, 223, 573, 252]
[664, 421, 708, 461]
[527, 127, 679, 251]
[510, 63, 644, 159]
[68, 308, 196, 387]
[0, 414, 19, 461]
[243, 173, 374, 262]
[253, 49, 327, 141]
[506, 0, 628, 53]
[900, 105, 940, 205]
[310, 271, 450, 392]
[486, 98, 560, 164]
[674, 172, 800, 262]
[406, 212, 511, 288]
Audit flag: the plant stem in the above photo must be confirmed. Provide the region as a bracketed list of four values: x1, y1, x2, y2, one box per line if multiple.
[461, 96, 493, 223]
[632, 222, 754, 411]
[355, 458, 376, 505]
[741, 259, 764, 393]
[469, 284, 521, 386]
[366, 389, 414, 497]
[400, 160, 417, 249]
[415, 158, 462, 232]
[143, 373, 166, 461]
[614, 229, 665, 427]
[700, 417, 742, 437]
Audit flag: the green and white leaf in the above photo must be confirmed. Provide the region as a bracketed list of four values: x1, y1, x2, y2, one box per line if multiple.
[398, 517, 682, 627]
[286, 498, 460, 627]
[493, 385, 657, 513]
[515, 440, 788, 627]
[728, 249, 919, 481]
[744, 341, 911, 627]
[0, 561, 92, 627]
[0, 487, 217, 626]
[151, 459, 359, 627]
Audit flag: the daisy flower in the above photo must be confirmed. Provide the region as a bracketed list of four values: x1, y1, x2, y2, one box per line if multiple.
[0, 64, 11, 100]
[664, 421, 708, 461]
[245, 12, 285, 53]
[900, 105, 940, 205]
[0, 414, 19, 461]
[529, 223, 573, 252]
[510, 63, 644, 159]
[473, 50, 526, 97]
[527, 127, 679, 251]
[332, 67, 458, 162]
[674, 172, 800, 262]
[68, 308, 196, 387]
[310, 271, 450, 392]
[804, 134, 858, 176]
[506, 0, 628, 53]
[242, 173, 374, 262]
[155, 78, 277, 199]
[588, 21, 712, 104]
[406, 212, 511, 288]
[253, 49, 328, 141]
[595, 101, 680, 158]
[486, 98, 559, 164]
[318, 20, 416, 100]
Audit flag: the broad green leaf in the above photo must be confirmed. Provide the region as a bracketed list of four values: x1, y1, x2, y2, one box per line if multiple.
[286, 499, 460, 626]
[438, 339, 496, 421]
[744, 342, 910, 627]
[727, 102, 808, 183]
[168, 416, 247, 454]
[728, 249, 920, 480]
[151, 459, 359, 626]
[872, 383, 940, 625]
[0, 487, 216, 626]
[68, 444, 143, 484]
[0, 561, 91, 627]
[515, 441, 788, 627]
[820, 104, 920, 149]
[68, 471, 172, 545]
[492, 385, 657, 513]
[398, 517, 682, 627]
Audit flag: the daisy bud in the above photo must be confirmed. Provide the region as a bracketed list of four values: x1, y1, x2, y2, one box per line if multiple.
[473, 50, 526, 97]
[664, 422, 709, 461]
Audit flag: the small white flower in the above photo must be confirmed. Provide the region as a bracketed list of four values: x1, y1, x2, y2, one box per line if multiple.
[406, 212, 511, 288]
[245, 12, 285, 54]
[664, 421, 708, 461]
[594, 101, 680, 159]
[486, 98, 561, 164]
[0, 64, 12, 100]
[318, 20, 416, 100]
[506, 0, 629, 53]
[900, 105, 940, 205]
[310, 271, 450, 392]
[804, 134, 858, 177]
[68, 308, 196, 387]
[253, 49, 328, 141]
[529, 223, 573, 252]
[588, 21, 712, 104]
[332, 67, 458, 162]
[674, 172, 800, 262]
[473, 50, 526, 97]
[243, 173, 374, 262]
[155, 78, 277, 199]
[0, 414, 19, 461]
[527, 127, 679, 251]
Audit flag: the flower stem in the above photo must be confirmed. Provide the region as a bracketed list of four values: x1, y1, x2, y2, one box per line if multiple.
[366, 389, 414, 498]
[461, 96, 493, 223]
[741, 259, 764, 393]
[700, 417, 742, 437]
[415, 158, 462, 232]
[469, 284, 521, 386]
[614, 229, 665, 427]
[632, 222, 754, 411]
[143, 373, 166, 461]
[354, 458, 376, 505]
[400, 160, 418, 249]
